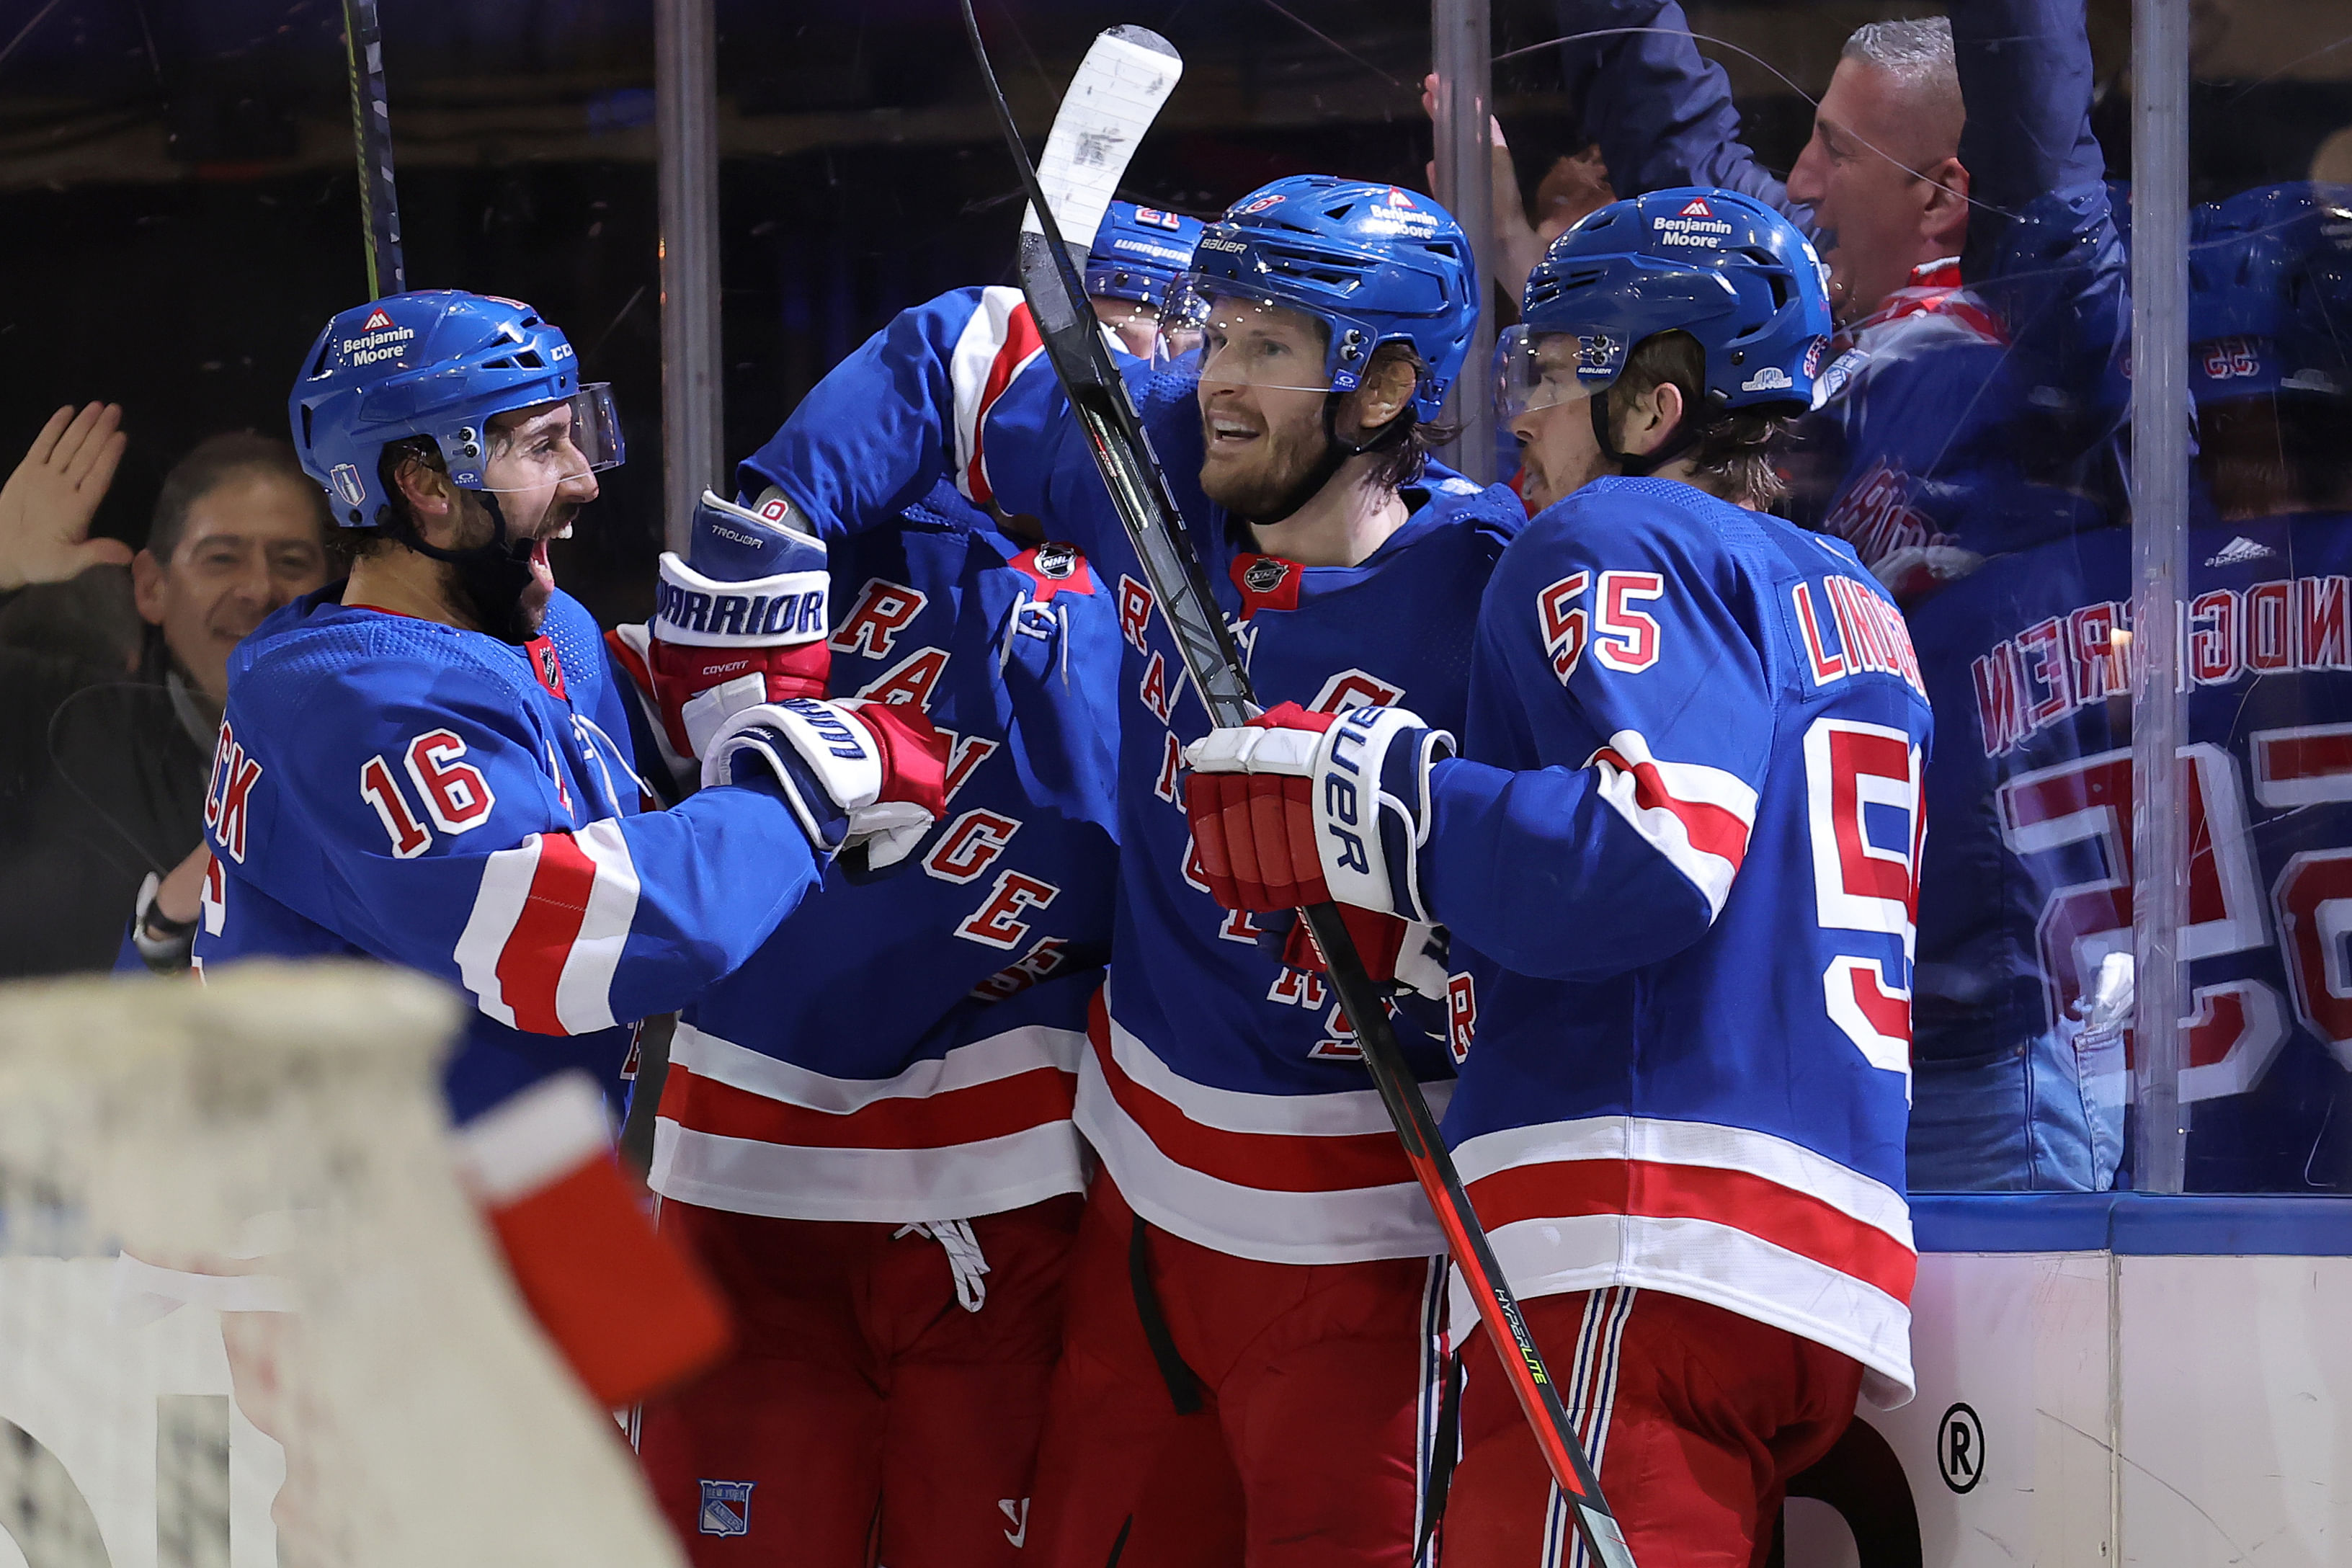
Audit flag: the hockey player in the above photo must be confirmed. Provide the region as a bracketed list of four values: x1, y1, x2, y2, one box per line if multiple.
[1184, 189, 1928, 1564]
[731, 176, 1517, 1565]
[1087, 200, 1206, 358]
[595, 206, 1172, 1558]
[192, 289, 951, 1409]
[1907, 184, 2352, 1193]
[605, 468, 1121, 1564]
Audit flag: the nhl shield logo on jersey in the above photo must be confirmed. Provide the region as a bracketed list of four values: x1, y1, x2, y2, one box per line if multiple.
[1034, 541, 1077, 579]
[698, 1479, 754, 1537]
[1243, 557, 1291, 595]
[523, 635, 568, 700]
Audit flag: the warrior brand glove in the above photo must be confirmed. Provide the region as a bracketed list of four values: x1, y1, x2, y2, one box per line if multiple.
[1182, 700, 1455, 989]
[703, 697, 950, 869]
[646, 489, 832, 760]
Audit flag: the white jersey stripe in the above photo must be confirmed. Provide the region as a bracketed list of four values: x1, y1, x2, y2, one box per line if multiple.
[1102, 997, 1453, 1138]
[1077, 1043, 1446, 1264]
[1453, 1211, 1915, 1405]
[452, 834, 541, 1027]
[553, 816, 640, 1033]
[948, 286, 1036, 502]
[1586, 728, 1757, 918]
[649, 1119, 1087, 1224]
[671, 1019, 1083, 1113]
[1450, 1115, 1912, 1247]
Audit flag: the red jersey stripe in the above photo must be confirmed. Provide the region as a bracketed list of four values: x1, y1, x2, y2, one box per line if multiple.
[1466, 1157, 1918, 1304]
[660, 1061, 1075, 1151]
[1595, 748, 1752, 871]
[964, 303, 1044, 506]
[1087, 996, 1418, 1195]
[495, 832, 599, 1035]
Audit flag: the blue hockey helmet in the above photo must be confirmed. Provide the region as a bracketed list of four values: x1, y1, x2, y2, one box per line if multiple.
[2186, 183, 2352, 404]
[1165, 175, 1480, 419]
[1086, 201, 1204, 308]
[1502, 187, 1832, 423]
[290, 289, 625, 527]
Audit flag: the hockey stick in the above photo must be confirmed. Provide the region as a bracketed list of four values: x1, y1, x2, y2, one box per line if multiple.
[340, 0, 406, 296]
[958, 12, 1636, 1567]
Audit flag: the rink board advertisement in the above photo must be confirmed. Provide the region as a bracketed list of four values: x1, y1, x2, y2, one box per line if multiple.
[0, 1198, 2347, 1565]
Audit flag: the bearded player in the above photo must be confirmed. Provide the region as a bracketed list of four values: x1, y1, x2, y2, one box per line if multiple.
[193, 289, 949, 1409]
[1186, 190, 1930, 1565]
[731, 177, 1520, 1564]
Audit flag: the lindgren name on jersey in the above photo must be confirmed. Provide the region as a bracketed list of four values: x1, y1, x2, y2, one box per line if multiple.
[1971, 573, 2352, 758]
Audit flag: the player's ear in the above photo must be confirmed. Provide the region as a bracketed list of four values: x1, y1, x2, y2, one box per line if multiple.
[1345, 347, 1419, 436]
[392, 452, 455, 519]
[1621, 380, 1685, 458]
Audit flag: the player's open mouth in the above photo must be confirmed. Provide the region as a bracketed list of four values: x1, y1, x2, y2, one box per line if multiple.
[1207, 416, 1260, 447]
[527, 538, 554, 592]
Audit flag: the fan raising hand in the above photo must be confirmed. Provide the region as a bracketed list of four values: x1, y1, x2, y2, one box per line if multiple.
[0, 403, 132, 593]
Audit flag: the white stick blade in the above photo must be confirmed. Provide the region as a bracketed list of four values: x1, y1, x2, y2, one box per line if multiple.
[1020, 27, 1185, 251]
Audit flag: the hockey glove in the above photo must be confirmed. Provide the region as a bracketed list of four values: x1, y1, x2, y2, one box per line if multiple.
[1183, 701, 1454, 989]
[1252, 904, 1454, 1002]
[703, 697, 950, 869]
[645, 489, 832, 760]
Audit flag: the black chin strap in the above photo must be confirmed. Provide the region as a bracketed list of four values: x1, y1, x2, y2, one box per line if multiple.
[1590, 389, 1702, 480]
[1240, 396, 1415, 530]
[386, 491, 540, 645]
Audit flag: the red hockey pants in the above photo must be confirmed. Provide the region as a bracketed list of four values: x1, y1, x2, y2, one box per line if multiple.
[1444, 1288, 1864, 1568]
[634, 1194, 1081, 1567]
[1028, 1172, 1445, 1568]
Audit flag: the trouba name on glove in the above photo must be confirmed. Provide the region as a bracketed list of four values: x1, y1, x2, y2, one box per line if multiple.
[649, 489, 834, 759]
[702, 697, 950, 870]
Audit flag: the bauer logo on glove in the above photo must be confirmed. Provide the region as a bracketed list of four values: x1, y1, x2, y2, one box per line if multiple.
[1182, 699, 1454, 935]
[703, 697, 950, 871]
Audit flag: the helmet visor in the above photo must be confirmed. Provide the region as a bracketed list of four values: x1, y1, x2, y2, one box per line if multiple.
[472, 384, 625, 494]
[1495, 325, 1621, 422]
[1163, 277, 1337, 393]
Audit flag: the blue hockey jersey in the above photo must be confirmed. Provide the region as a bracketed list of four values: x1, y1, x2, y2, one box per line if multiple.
[1910, 511, 2352, 1193]
[641, 481, 1123, 1224]
[753, 285, 1527, 1263]
[194, 585, 821, 1131]
[1425, 476, 1930, 1404]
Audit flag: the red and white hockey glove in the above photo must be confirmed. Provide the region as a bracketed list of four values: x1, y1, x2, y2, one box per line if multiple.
[1182, 700, 1453, 993]
[643, 489, 833, 760]
[704, 697, 950, 870]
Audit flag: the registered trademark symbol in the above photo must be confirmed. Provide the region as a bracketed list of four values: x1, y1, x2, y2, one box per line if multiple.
[1938, 1402, 1985, 1494]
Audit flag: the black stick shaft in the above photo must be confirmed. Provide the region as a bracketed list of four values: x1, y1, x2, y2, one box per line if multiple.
[956, 8, 1634, 1565]
[341, 0, 405, 297]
